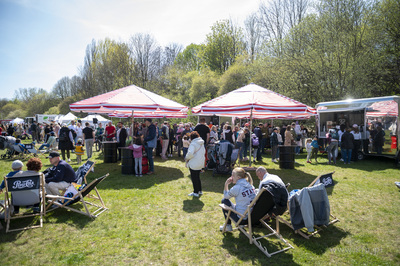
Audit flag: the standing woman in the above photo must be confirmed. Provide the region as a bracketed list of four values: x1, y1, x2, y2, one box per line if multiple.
[219, 167, 255, 231]
[58, 124, 74, 162]
[284, 125, 294, 146]
[185, 131, 205, 197]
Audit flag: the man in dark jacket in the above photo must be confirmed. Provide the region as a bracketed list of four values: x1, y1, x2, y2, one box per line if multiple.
[44, 151, 77, 195]
[341, 128, 354, 164]
[116, 122, 127, 161]
[144, 118, 157, 174]
[253, 123, 263, 161]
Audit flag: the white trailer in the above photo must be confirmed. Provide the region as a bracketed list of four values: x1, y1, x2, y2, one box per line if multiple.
[35, 114, 58, 124]
[316, 96, 400, 161]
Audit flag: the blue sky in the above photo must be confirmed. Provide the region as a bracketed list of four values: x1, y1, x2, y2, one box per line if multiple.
[0, 0, 262, 100]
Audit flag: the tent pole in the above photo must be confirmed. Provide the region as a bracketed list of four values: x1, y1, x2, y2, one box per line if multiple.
[249, 107, 253, 167]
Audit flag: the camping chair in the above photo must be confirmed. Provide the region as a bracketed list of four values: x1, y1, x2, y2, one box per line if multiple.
[219, 188, 294, 257]
[275, 172, 340, 239]
[3, 172, 46, 233]
[45, 173, 109, 218]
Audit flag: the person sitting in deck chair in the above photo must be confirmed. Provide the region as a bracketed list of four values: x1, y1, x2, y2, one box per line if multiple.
[43, 151, 77, 196]
[38, 132, 56, 152]
[219, 167, 256, 232]
[255, 166, 289, 216]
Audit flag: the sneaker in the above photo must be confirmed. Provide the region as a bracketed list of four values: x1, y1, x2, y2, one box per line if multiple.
[188, 192, 199, 197]
[395, 182, 400, 189]
[146, 171, 154, 175]
[135, 174, 139, 177]
[68, 159, 71, 162]
[219, 224, 232, 232]
[139, 175, 143, 177]
[198, 191, 203, 195]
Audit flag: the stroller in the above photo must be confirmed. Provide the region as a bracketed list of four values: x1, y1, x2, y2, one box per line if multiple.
[212, 140, 239, 176]
[0, 136, 16, 159]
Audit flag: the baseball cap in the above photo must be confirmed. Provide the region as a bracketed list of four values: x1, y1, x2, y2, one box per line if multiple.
[47, 151, 60, 159]
[12, 160, 23, 170]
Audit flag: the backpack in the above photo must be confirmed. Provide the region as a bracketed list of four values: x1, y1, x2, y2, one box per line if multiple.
[332, 131, 339, 140]
[59, 130, 68, 142]
[161, 126, 168, 140]
[252, 135, 259, 147]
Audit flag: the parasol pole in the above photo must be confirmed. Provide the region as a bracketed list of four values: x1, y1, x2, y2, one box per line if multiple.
[249, 107, 253, 167]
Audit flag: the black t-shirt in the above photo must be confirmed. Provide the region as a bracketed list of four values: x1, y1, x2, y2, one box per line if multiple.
[194, 124, 210, 143]
[82, 127, 94, 139]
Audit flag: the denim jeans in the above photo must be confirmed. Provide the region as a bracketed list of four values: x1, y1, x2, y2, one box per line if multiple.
[146, 146, 154, 172]
[236, 142, 245, 160]
[342, 149, 352, 164]
[327, 141, 338, 164]
[221, 198, 247, 225]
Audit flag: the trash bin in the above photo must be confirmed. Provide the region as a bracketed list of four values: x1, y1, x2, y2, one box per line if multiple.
[279, 145, 295, 169]
[103, 141, 118, 163]
[120, 147, 134, 175]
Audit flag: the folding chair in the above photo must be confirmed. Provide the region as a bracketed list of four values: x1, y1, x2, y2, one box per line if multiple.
[3, 172, 46, 233]
[45, 173, 109, 218]
[275, 172, 340, 239]
[75, 160, 95, 185]
[219, 188, 294, 257]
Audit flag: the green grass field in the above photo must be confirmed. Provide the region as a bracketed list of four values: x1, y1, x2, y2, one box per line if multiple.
[0, 147, 399, 265]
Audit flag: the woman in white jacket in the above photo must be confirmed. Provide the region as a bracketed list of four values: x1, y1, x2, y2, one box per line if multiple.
[185, 131, 205, 197]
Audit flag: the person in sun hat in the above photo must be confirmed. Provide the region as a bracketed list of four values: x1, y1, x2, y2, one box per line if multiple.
[43, 151, 77, 195]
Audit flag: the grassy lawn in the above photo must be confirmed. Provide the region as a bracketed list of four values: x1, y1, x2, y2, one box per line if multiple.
[0, 147, 399, 265]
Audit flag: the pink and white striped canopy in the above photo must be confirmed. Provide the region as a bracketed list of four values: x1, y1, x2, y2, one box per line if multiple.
[70, 85, 188, 114]
[366, 100, 398, 117]
[191, 83, 316, 119]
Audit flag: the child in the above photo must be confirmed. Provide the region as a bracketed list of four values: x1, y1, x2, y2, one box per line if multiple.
[311, 136, 319, 163]
[251, 133, 259, 163]
[75, 139, 85, 165]
[0, 160, 24, 214]
[129, 137, 143, 177]
[182, 135, 190, 159]
[305, 138, 313, 163]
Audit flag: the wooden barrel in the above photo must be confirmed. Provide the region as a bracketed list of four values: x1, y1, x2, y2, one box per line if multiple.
[279, 146, 295, 169]
[103, 141, 118, 163]
[121, 147, 134, 175]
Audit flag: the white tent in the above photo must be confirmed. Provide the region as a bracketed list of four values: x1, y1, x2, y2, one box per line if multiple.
[11, 117, 24, 124]
[58, 112, 77, 124]
[80, 114, 111, 126]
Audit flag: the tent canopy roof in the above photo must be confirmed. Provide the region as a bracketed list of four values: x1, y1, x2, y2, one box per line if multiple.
[192, 83, 315, 118]
[70, 85, 188, 113]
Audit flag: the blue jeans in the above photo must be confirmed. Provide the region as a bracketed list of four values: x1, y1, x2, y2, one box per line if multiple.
[38, 143, 49, 150]
[146, 147, 154, 172]
[183, 147, 188, 159]
[236, 142, 245, 160]
[260, 138, 268, 154]
[342, 149, 352, 164]
[221, 198, 247, 225]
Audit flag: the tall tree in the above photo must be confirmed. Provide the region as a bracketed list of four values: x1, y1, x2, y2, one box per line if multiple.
[129, 33, 161, 88]
[202, 19, 246, 74]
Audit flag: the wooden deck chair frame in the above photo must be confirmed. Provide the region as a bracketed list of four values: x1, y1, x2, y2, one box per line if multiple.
[45, 173, 109, 218]
[219, 188, 293, 257]
[275, 172, 340, 239]
[4, 172, 46, 233]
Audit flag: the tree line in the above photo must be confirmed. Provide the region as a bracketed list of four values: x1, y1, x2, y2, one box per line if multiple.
[1, 0, 399, 119]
